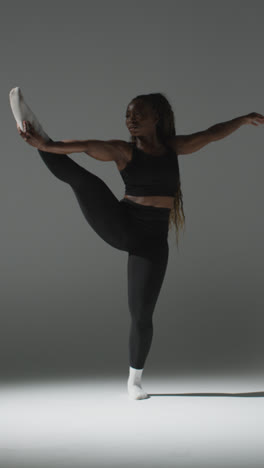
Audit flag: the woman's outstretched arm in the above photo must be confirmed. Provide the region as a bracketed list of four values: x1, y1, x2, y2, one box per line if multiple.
[207, 115, 246, 142]
[174, 112, 264, 156]
[17, 122, 124, 163]
[42, 138, 124, 162]
[207, 112, 264, 142]
[43, 139, 92, 155]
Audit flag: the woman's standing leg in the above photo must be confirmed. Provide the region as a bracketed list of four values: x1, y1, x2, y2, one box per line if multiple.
[37, 148, 130, 251]
[127, 241, 169, 399]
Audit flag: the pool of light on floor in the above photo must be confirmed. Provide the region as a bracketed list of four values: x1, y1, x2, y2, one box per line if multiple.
[0, 375, 264, 468]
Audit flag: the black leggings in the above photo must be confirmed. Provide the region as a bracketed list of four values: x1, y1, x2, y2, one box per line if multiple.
[37, 149, 170, 369]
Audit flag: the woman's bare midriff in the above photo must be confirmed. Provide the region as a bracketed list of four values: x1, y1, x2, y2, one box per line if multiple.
[117, 141, 175, 209]
[124, 194, 174, 209]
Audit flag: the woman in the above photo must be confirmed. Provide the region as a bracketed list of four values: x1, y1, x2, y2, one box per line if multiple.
[10, 87, 264, 399]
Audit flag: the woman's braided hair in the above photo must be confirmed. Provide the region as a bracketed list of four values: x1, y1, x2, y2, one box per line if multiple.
[128, 92, 186, 249]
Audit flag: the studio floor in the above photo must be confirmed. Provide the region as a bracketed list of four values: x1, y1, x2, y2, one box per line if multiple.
[1, 374, 263, 468]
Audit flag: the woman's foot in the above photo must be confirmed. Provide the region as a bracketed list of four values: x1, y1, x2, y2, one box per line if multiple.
[9, 86, 51, 142]
[127, 381, 149, 400]
[127, 366, 149, 400]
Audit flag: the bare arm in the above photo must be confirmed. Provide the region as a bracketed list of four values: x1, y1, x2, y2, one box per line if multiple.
[42, 139, 124, 162]
[174, 115, 247, 155]
[207, 115, 246, 142]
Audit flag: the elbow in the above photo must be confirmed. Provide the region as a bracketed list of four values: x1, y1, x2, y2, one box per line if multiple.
[205, 128, 217, 143]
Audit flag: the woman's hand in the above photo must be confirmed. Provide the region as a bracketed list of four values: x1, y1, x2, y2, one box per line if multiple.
[243, 113, 264, 126]
[16, 120, 48, 150]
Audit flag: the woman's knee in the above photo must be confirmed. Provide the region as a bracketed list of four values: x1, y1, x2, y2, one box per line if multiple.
[132, 316, 153, 330]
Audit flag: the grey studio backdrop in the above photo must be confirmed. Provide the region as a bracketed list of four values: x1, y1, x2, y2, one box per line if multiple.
[0, 1, 263, 381]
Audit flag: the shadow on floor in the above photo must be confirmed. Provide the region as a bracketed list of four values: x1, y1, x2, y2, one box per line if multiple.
[148, 391, 264, 397]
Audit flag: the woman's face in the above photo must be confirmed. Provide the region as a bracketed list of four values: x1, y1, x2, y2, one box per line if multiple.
[125, 101, 158, 136]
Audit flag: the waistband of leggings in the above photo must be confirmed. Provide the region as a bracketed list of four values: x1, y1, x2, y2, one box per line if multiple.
[120, 198, 171, 218]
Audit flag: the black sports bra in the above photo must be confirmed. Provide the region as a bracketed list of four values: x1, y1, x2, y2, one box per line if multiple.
[119, 143, 179, 197]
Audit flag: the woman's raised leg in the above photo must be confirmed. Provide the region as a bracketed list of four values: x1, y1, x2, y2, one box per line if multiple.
[37, 148, 129, 251]
[9, 87, 129, 251]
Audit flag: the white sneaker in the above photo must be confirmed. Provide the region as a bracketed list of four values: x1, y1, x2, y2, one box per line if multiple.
[9, 86, 51, 142]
